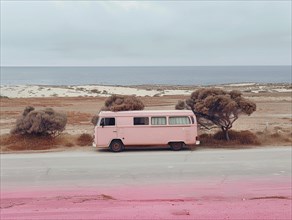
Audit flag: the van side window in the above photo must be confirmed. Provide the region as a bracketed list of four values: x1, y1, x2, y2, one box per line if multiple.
[169, 116, 191, 125]
[100, 118, 115, 126]
[151, 117, 166, 125]
[134, 117, 149, 125]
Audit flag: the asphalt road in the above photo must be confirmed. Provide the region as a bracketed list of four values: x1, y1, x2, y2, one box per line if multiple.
[1, 147, 291, 189]
[1, 147, 291, 220]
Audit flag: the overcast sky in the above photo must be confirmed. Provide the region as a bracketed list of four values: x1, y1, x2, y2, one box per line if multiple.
[1, 1, 291, 66]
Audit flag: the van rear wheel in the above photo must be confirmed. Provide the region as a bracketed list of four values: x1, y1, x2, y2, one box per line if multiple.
[170, 142, 184, 151]
[110, 140, 124, 152]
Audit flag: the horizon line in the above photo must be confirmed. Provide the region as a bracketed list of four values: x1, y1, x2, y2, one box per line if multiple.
[1, 64, 291, 68]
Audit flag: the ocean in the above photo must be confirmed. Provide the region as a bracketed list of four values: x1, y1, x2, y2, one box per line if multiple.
[0, 66, 291, 86]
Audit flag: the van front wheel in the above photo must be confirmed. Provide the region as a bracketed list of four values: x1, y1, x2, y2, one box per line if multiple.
[110, 140, 124, 152]
[169, 142, 184, 151]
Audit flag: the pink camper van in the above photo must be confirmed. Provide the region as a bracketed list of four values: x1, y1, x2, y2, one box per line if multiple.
[93, 110, 200, 152]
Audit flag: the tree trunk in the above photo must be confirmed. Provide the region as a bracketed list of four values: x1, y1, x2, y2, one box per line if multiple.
[222, 127, 230, 141]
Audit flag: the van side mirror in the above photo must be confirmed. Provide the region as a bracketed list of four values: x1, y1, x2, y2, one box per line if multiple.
[100, 121, 105, 127]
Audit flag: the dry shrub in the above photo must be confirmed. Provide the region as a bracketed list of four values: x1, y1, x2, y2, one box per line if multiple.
[256, 131, 264, 135]
[270, 132, 281, 138]
[57, 134, 75, 147]
[77, 133, 93, 146]
[198, 133, 226, 146]
[283, 137, 292, 143]
[67, 111, 92, 125]
[91, 115, 99, 125]
[213, 130, 260, 145]
[175, 100, 186, 110]
[1, 134, 58, 151]
[103, 95, 144, 112]
[274, 126, 283, 131]
[199, 130, 260, 147]
[64, 142, 74, 147]
[91, 95, 145, 125]
[0, 134, 11, 146]
[11, 106, 67, 137]
[1, 133, 95, 152]
[256, 131, 292, 146]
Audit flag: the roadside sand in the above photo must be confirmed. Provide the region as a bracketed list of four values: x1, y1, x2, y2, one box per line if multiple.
[1, 177, 291, 220]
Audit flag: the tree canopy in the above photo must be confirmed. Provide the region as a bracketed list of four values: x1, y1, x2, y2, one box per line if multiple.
[102, 95, 144, 112]
[176, 88, 256, 140]
[91, 95, 145, 125]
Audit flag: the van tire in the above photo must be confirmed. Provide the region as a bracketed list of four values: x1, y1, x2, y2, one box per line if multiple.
[110, 140, 124, 152]
[169, 142, 184, 151]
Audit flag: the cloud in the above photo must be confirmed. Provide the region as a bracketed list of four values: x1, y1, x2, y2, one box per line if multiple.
[102, 1, 152, 11]
[1, 1, 291, 66]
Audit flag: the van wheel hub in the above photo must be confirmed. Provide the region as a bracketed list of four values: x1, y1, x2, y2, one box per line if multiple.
[110, 140, 124, 152]
[170, 142, 184, 151]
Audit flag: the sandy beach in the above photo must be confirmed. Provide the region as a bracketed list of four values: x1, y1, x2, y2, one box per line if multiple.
[1, 83, 291, 98]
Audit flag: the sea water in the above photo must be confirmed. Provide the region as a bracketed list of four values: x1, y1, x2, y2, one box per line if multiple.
[1, 66, 291, 86]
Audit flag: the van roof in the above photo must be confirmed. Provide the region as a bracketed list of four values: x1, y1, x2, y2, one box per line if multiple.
[99, 110, 194, 117]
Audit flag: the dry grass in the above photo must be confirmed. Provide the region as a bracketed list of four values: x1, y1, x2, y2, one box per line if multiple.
[270, 132, 281, 138]
[77, 133, 93, 146]
[199, 130, 260, 147]
[214, 130, 260, 145]
[0, 97, 72, 108]
[67, 111, 92, 125]
[1, 90, 291, 151]
[1, 128, 291, 152]
[198, 129, 292, 148]
[0, 134, 75, 151]
[0, 132, 93, 152]
[257, 131, 292, 146]
[1, 134, 58, 151]
[0, 111, 20, 117]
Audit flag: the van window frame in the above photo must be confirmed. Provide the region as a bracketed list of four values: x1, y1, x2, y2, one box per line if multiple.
[99, 117, 116, 127]
[133, 117, 149, 126]
[190, 116, 195, 124]
[151, 116, 167, 126]
[168, 116, 192, 126]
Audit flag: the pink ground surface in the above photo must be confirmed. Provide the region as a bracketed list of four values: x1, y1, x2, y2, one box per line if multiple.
[1, 178, 291, 220]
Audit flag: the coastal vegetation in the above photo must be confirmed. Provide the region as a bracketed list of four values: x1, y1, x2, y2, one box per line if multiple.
[199, 130, 260, 147]
[77, 133, 93, 146]
[176, 88, 256, 141]
[102, 95, 145, 112]
[91, 95, 144, 125]
[1, 84, 291, 152]
[11, 106, 67, 137]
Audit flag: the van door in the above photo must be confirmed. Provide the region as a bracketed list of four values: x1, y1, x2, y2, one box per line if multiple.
[96, 117, 117, 146]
